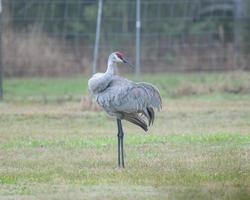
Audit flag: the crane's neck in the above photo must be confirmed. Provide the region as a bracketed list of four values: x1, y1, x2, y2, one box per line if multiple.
[105, 59, 116, 75]
[88, 59, 115, 94]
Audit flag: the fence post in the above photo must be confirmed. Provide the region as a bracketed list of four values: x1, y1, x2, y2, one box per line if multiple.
[234, 0, 244, 69]
[92, 0, 103, 75]
[136, 0, 141, 76]
[0, 0, 3, 100]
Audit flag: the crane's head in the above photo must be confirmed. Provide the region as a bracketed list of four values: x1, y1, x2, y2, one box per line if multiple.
[109, 51, 134, 68]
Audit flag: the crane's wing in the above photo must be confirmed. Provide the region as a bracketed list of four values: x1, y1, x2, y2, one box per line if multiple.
[96, 76, 162, 131]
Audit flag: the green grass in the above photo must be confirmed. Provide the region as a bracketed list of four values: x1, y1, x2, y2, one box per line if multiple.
[3, 77, 88, 102]
[1, 72, 250, 199]
[3, 71, 250, 102]
[1, 133, 250, 150]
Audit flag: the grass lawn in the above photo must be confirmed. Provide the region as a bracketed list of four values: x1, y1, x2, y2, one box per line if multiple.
[0, 72, 250, 199]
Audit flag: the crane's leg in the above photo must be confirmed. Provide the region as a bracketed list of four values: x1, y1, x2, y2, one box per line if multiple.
[120, 120, 125, 168]
[117, 119, 125, 168]
[117, 119, 121, 167]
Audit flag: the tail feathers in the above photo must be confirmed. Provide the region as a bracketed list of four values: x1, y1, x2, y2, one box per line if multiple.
[122, 113, 148, 132]
[139, 83, 162, 111]
[142, 107, 155, 126]
[142, 108, 151, 126]
[147, 107, 155, 126]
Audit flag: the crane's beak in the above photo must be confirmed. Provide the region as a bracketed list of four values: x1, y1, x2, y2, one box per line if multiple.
[122, 58, 134, 68]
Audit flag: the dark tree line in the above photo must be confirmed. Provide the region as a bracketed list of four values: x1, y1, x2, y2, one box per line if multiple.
[4, 0, 249, 44]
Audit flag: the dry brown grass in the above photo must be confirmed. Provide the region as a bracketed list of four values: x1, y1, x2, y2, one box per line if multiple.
[3, 25, 250, 77]
[172, 71, 250, 97]
[80, 96, 101, 112]
[140, 42, 250, 73]
[3, 27, 86, 77]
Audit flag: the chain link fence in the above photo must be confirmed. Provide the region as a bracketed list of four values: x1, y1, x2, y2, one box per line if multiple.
[2, 0, 250, 77]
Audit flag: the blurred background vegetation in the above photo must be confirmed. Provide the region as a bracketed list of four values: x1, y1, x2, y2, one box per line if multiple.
[2, 0, 250, 77]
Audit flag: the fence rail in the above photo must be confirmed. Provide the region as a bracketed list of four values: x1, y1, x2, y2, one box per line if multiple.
[2, 0, 250, 77]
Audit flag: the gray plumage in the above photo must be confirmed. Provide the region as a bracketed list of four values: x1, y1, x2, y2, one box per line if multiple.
[88, 52, 162, 132]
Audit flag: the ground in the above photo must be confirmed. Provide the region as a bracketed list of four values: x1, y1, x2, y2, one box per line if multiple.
[0, 72, 250, 200]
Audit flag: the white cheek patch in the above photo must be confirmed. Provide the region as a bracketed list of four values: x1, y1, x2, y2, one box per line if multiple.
[115, 54, 123, 62]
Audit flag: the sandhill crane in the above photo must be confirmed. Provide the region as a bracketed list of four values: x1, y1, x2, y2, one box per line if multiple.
[88, 52, 162, 168]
